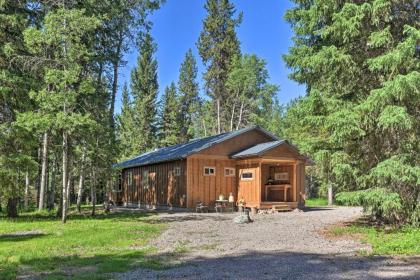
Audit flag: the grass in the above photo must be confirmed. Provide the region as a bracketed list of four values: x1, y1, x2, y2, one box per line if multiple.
[305, 197, 329, 207]
[328, 223, 420, 255]
[0, 206, 166, 279]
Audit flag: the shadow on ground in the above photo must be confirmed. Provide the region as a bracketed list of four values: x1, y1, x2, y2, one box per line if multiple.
[119, 250, 420, 280]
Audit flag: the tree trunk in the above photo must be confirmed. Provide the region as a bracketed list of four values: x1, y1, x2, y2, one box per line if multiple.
[110, 37, 122, 133]
[202, 119, 207, 137]
[61, 131, 69, 223]
[216, 98, 221, 134]
[24, 171, 30, 210]
[91, 169, 97, 216]
[328, 181, 333, 206]
[230, 104, 235, 132]
[7, 198, 18, 218]
[39, 131, 48, 210]
[48, 161, 56, 210]
[76, 147, 86, 213]
[236, 101, 244, 130]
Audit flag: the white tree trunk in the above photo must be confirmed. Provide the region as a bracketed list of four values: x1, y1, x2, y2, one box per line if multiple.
[328, 182, 333, 206]
[236, 102, 244, 130]
[24, 170, 30, 210]
[216, 98, 221, 134]
[39, 132, 48, 210]
[61, 131, 69, 224]
[76, 147, 86, 213]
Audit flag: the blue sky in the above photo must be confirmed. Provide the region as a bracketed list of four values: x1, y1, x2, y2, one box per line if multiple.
[116, 0, 306, 114]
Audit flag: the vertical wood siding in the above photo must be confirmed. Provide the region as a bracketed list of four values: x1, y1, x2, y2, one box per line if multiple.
[237, 163, 260, 208]
[121, 160, 187, 207]
[186, 156, 236, 208]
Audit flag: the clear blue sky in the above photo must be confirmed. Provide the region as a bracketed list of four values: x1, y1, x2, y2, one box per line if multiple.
[116, 0, 306, 114]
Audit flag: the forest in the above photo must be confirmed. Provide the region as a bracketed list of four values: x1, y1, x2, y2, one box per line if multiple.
[1, 0, 419, 227]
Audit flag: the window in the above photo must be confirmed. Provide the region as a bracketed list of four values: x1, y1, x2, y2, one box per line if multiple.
[224, 167, 235, 177]
[174, 167, 181, 176]
[275, 172, 289, 181]
[241, 170, 254, 180]
[204, 167, 216, 176]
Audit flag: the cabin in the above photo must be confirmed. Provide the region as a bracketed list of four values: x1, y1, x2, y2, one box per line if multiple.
[112, 126, 309, 210]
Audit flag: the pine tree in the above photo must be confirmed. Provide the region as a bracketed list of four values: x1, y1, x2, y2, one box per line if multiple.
[178, 49, 200, 142]
[130, 32, 158, 154]
[117, 83, 135, 160]
[197, 0, 242, 133]
[22, 7, 100, 223]
[159, 82, 180, 147]
[226, 54, 278, 131]
[284, 0, 419, 224]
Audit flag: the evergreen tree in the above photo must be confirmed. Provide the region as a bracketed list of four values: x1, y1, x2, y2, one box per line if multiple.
[130, 32, 158, 155]
[197, 0, 242, 133]
[159, 82, 180, 147]
[284, 0, 419, 224]
[117, 83, 135, 160]
[226, 54, 278, 131]
[178, 49, 200, 142]
[21, 7, 100, 223]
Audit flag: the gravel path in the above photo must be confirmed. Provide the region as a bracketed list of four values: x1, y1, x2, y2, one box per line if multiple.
[118, 207, 420, 279]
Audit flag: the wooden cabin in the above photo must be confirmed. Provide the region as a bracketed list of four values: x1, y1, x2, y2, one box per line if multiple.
[113, 126, 309, 210]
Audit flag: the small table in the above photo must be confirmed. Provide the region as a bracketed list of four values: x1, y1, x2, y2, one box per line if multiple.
[265, 184, 291, 201]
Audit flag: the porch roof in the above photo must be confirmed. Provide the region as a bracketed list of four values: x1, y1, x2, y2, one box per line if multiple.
[231, 140, 286, 159]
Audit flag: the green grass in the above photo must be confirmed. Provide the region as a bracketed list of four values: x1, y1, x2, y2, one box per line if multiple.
[329, 224, 420, 255]
[305, 198, 329, 207]
[0, 207, 166, 279]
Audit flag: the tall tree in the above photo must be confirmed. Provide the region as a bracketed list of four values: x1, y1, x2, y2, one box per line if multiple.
[22, 7, 100, 223]
[130, 32, 158, 155]
[117, 83, 135, 160]
[178, 49, 200, 142]
[159, 82, 180, 146]
[197, 0, 242, 133]
[226, 54, 278, 131]
[284, 0, 419, 224]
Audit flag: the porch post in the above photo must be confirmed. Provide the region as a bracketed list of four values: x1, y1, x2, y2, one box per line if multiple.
[293, 162, 297, 202]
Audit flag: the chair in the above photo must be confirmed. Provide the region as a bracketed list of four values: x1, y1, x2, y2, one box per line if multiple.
[196, 202, 208, 213]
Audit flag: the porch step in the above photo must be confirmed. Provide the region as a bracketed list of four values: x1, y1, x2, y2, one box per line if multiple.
[271, 205, 292, 212]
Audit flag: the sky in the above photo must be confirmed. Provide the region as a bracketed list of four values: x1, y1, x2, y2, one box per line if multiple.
[115, 0, 306, 114]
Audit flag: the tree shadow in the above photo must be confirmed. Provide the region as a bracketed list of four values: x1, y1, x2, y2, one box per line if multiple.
[301, 206, 336, 212]
[10, 250, 419, 280]
[0, 232, 49, 243]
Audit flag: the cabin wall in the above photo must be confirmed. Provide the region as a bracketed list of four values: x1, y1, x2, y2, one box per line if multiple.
[121, 160, 187, 207]
[297, 162, 306, 205]
[186, 156, 236, 208]
[199, 129, 274, 156]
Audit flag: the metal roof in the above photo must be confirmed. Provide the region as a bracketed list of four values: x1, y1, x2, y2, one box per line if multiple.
[114, 125, 278, 169]
[231, 140, 285, 158]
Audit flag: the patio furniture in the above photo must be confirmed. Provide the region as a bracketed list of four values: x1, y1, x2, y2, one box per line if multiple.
[196, 202, 208, 213]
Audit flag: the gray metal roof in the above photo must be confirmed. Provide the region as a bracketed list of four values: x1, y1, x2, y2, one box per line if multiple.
[114, 125, 278, 169]
[231, 140, 285, 158]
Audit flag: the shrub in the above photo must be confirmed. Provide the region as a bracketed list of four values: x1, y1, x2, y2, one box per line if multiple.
[336, 188, 403, 224]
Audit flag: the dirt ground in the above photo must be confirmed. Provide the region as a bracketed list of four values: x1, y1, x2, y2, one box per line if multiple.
[117, 207, 420, 280]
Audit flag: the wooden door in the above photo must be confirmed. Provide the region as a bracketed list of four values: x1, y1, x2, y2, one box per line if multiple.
[237, 167, 260, 208]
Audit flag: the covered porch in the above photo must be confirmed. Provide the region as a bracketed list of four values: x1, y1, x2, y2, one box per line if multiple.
[236, 157, 300, 210]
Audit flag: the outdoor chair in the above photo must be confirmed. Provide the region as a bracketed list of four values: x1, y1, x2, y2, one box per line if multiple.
[196, 202, 208, 213]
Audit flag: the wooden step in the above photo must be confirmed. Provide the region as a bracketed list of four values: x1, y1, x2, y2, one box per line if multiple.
[272, 205, 292, 212]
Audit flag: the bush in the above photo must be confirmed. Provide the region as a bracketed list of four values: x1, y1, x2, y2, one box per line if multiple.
[336, 188, 403, 224]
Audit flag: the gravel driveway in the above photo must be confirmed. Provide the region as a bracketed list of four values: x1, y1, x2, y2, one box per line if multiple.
[118, 207, 420, 280]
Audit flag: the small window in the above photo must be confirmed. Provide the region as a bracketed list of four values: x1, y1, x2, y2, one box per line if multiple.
[174, 167, 181, 176]
[275, 172, 289, 181]
[204, 167, 216, 176]
[241, 170, 254, 180]
[224, 167, 235, 177]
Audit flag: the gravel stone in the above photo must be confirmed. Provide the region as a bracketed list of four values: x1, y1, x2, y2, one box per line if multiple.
[117, 207, 420, 280]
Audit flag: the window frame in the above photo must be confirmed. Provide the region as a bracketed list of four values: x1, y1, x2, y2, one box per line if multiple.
[203, 166, 216, 176]
[224, 167, 235, 177]
[240, 170, 254, 181]
[174, 167, 181, 176]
